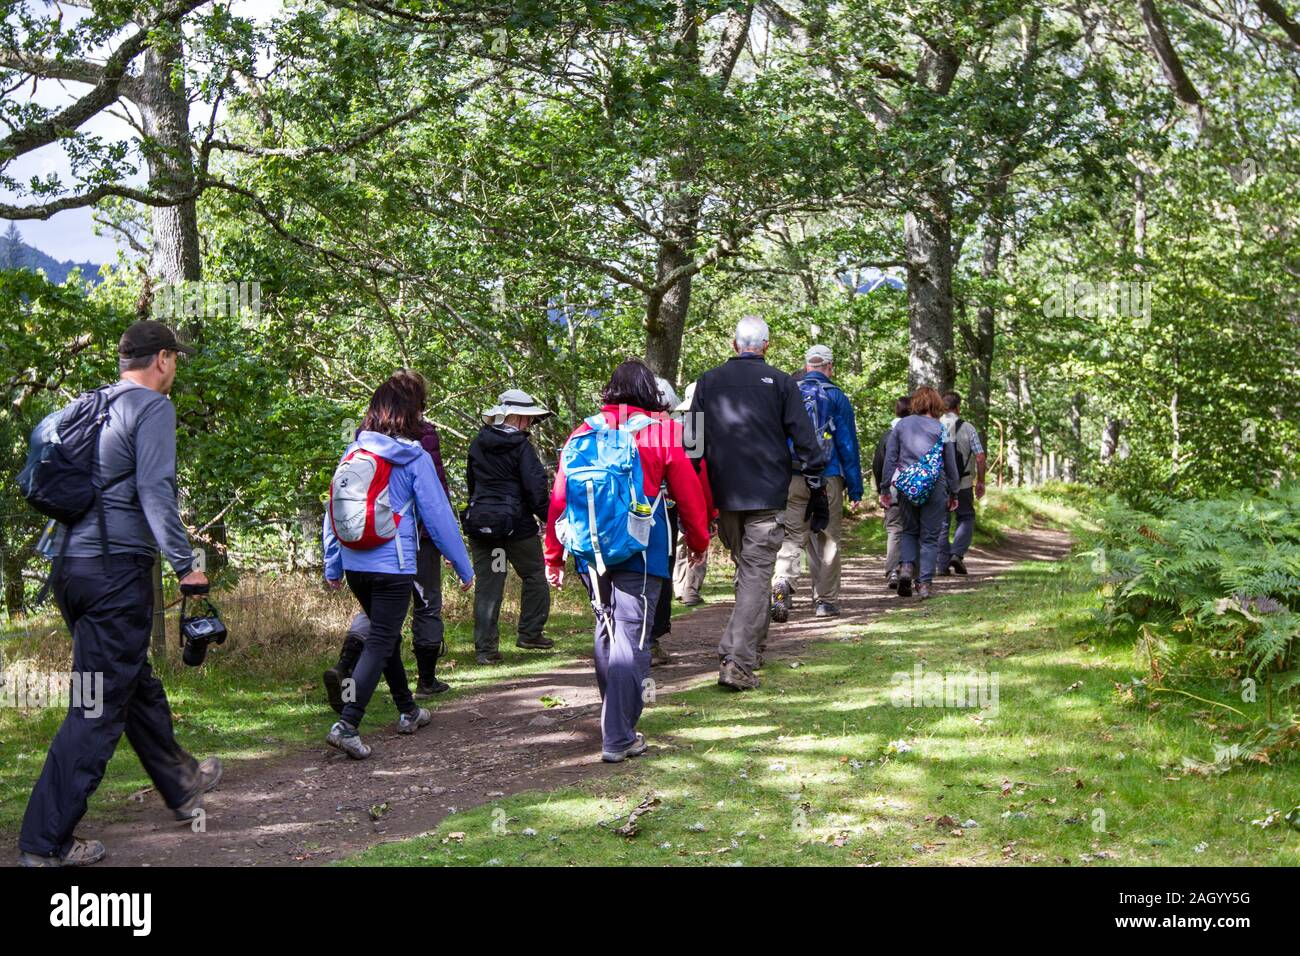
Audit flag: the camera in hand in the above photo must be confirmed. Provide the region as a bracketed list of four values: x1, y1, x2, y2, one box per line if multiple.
[180, 583, 227, 667]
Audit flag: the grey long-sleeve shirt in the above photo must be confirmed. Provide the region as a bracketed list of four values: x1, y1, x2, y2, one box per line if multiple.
[880, 414, 961, 498]
[57, 381, 195, 577]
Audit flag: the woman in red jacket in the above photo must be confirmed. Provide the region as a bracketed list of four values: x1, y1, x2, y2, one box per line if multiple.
[545, 358, 710, 763]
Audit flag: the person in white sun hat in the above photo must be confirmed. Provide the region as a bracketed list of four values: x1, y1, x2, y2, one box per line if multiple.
[463, 388, 554, 664]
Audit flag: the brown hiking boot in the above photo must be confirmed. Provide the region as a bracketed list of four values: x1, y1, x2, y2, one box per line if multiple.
[172, 756, 223, 823]
[718, 658, 760, 691]
[916, 583, 933, 600]
[650, 641, 671, 667]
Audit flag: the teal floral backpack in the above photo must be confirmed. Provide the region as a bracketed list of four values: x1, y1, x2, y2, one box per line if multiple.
[894, 425, 947, 505]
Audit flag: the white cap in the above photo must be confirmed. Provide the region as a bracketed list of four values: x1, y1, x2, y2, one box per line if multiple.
[805, 344, 833, 366]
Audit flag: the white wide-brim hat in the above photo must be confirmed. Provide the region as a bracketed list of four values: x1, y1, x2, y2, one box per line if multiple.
[482, 388, 552, 424]
[675, 381, 697, 413]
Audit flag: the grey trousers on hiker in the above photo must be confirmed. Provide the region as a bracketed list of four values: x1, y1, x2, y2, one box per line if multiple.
[715, 509, 784, 673]
[898, 478, 950, 584]
[673, 539, 707, 602]
[883, 501, 905, 577]
[937, 487, 977, 569]
[581, 570, 662, 754]
[773, 475, 845, 603]
[470, 536, 550, 654]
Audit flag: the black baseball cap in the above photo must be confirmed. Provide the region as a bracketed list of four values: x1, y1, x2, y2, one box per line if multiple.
[118, 320, 196, 358]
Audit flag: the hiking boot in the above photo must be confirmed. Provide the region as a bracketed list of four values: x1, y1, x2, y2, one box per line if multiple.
[815, 600, 840, 618]
[938, 564, 952, 576]
[950, 556, 968, 576]
[18, 837, 106, 868]
[323, 634, 365, 715]
[397, 707, 432, 735]
[770, 580, 791, 623]
[896, 563, 914, 598]
[601, 732, 648, 763]
[681, 594, 703, 607]
[327, 720, 372, 760]
[916, 583, 933, 600]
[718, 658, 760, 691]
[172, 756, 223, 823]
[887, 570, 899, 590]
[476, 650, 504, 665]
[516, 635, 554, 650]
[414, 644, 449, 698]
[650, 641, 672, 667]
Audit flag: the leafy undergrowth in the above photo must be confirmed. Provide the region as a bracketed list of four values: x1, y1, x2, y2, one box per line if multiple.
[345, 554, 1300, 867]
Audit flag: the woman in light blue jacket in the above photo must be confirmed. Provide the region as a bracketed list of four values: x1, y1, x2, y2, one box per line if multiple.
[322, 376, 473, 759]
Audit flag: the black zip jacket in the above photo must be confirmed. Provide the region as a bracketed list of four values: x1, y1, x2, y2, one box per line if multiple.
[465, 425, 549, 540]
[687, 353, 826, 512]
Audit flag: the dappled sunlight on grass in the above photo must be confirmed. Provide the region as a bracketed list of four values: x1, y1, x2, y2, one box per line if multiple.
[351, 543, 1300, 867]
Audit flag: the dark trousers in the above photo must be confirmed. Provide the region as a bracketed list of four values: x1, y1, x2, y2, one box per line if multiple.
[470, 536, 550, 654]
[651, 506, 679, 641]
[938, 487, 977, 566]
[20, 555, 199, 857]
[581, 570, 662, 753]
[340, 571, 417, 728]
[411, 541, 444, 652]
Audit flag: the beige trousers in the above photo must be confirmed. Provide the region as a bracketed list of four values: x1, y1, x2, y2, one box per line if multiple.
[772, 475, 844, 603]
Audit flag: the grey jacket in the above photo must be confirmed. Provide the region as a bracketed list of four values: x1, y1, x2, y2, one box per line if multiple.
[56, 381, 195, 577]
[880, 414, 961, 498]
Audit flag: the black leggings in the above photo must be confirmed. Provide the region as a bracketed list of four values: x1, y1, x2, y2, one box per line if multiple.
[341, 570, 416, 728]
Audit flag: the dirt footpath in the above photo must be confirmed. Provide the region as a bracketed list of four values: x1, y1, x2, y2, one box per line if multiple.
[75, 527, 1071, 866]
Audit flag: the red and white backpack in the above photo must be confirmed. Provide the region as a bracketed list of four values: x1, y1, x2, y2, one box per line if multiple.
[328, 449, 412, 567]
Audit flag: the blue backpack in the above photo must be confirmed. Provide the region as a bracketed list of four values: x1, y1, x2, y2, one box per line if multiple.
[894, 426, 947, 505]
[791, 377, 835, 464]
[557, 414, 660, 576]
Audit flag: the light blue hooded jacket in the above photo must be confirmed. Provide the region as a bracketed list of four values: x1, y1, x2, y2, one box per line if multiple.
[323, 431, 473, 583]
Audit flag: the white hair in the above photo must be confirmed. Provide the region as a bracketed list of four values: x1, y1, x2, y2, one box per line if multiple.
[734, 315, 770, 350]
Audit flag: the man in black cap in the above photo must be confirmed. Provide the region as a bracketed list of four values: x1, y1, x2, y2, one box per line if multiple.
[18, 320, 222, 867]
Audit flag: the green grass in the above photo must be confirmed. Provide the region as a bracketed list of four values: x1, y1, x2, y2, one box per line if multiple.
[346, 521, 1300, 867]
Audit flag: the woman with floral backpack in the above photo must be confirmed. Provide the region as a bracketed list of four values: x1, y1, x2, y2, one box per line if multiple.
[878, 386, 960, 599]
[322, 375, 473, 759]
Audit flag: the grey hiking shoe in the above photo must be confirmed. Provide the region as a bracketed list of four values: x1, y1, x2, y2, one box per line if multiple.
[172, 756, 223, 823]
[601, 732, 648, 763]
[476, 650, 504, 665]
[916, 583, 933, 600]
[397, 707, 432, 735]
[887, 570, 899, 590]
[718, 658, 760, 691]
[18, 837, 106, 868]
[770, 580, 791, 623]
[327, 720, 372, 760]
[814, 601, 840, 618]
[680, 594, 703, 607]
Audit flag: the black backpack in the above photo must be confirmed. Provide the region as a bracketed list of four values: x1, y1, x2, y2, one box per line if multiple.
[19, 385, 130, 569]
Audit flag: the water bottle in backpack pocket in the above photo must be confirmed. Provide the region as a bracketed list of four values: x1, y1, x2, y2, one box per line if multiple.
[555, 414, 660, 576]
[328, 448, 413, 568]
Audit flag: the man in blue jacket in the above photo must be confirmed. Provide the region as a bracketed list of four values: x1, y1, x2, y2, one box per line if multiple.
[771, 345, 863, 619]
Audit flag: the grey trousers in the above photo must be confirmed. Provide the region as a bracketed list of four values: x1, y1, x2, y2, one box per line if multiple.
[672, 531, 707, 601]
[582, 570, 661, 753]
[883, 502, 905, 577]
[470, 535, 551, 653]
[715, 509, 783, 673]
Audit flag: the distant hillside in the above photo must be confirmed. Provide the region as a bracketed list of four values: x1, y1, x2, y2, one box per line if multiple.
[0, 224, 103, 286]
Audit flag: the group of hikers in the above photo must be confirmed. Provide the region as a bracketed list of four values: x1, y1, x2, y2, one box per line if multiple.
[15, 315, 986, 867]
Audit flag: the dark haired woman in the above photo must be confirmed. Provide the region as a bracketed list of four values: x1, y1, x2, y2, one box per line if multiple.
[544, 358, 711, 762]
[322, 376, 474, 759]
[878, 385, 959, 600]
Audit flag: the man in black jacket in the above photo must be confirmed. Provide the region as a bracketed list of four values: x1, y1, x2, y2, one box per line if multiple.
[464, 389, 553, 664]
[687, 316, 826, 690]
